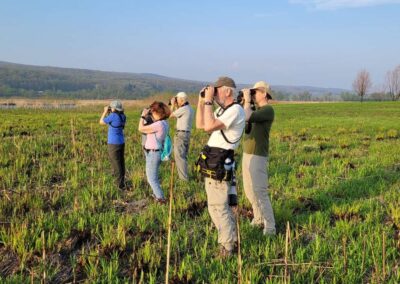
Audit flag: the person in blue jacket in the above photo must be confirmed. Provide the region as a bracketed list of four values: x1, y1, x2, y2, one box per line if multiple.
[99, 100, 127, 189]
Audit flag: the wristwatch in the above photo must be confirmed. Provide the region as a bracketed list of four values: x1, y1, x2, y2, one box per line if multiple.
[204, 101, 213, 106]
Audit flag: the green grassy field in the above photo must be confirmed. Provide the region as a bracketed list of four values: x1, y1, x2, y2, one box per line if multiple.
[1, 102, 399, 283]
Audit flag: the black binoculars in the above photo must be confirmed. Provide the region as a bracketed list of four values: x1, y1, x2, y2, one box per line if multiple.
[142, 108, 154, 125]
[236, 89, 256, 104]
[200, 86, 218, 98]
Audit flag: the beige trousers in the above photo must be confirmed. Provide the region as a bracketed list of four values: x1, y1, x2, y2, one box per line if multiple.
[242, 153, 276, 233]
[205, 177, 237, 251]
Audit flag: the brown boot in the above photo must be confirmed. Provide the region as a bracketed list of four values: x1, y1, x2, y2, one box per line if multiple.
[218, 245, 237, 259]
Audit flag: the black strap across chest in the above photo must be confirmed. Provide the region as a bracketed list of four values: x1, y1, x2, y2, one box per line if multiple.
[109, 113, 126, 129]
[216, 103, 243, 144]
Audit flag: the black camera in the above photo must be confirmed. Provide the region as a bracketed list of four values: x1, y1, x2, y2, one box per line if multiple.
[142, 109, 154, 125]
[107, 106, 112, 114]
[200, 86, 217, 98]
[236, 89, 256, 104]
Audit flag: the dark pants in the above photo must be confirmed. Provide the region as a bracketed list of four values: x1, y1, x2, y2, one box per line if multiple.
[108, 144, 125, 189]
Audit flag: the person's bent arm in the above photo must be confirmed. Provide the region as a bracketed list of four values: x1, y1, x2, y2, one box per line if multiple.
[242, 89, 253, 122]
[99, 106, 109, 125]
[138, 109, 158, 134]
[200, 86, 226, 132]
[204, 105, 225, 132]
[244, 101, 253, 122]
[169, 98, 177, 116]
[196, 91, 205, 129]
[248, 105, 274, 123]
[138, 119, 157, 134]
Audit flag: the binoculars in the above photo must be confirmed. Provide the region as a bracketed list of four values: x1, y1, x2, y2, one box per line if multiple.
[200, 86, 218, 98]
[236, 89, 256, 104]
[142, 108, 154, 125]
[168, 97, 177, 106]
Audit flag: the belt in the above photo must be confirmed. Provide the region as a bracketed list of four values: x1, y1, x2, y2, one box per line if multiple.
[176, 130, 190, 133]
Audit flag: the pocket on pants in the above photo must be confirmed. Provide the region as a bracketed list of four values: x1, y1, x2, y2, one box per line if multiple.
[205, 178, 229, 205]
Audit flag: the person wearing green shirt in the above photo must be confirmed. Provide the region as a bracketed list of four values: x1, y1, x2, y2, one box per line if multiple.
[241, 81, 276, 235]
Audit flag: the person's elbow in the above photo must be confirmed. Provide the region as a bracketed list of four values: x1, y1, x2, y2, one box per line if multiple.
[196, 125, 204, 130]
[204, 123, 221, 132]
[99, 119, 106, 125]
[204, 120, 225, 132]
[203, 125, 213, 132]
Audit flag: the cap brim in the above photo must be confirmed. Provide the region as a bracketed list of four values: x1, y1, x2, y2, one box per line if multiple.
[250, 88, 273, 99]
[250, 86, 265, 91]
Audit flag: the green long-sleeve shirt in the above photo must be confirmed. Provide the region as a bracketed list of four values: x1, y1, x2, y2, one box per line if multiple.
[243, 105, 274, 157]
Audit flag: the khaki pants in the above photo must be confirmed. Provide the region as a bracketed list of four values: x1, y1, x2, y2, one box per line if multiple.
[205, 177, 237, 251]
[174, 132, 190, 181]
[242, 153, 276, 234]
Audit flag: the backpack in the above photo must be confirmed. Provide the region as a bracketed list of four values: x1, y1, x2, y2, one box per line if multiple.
[155, 121, 172, 162]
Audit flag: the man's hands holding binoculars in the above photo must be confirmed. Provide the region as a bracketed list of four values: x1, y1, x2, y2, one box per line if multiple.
[199, 86, 217, 103]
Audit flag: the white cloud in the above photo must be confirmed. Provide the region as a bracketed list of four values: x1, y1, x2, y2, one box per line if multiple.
[290, 0, 400, 10]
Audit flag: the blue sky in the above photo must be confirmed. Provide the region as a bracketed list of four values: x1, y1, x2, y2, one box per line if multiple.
[1, 0, 399, 89]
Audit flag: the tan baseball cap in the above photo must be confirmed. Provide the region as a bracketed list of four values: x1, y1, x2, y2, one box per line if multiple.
[213, 76, 236, 88]
[251, 81, 272, 99]
[176, 92, 187, 99]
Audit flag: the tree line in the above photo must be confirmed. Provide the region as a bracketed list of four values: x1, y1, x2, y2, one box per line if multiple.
[1, 62, 399, 102]
[353, 65, 400, 102]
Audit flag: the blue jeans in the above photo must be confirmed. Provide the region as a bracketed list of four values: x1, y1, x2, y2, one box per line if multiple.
[145, 151, 164, 199]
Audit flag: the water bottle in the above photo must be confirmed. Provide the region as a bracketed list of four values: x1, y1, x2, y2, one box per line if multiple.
[228, 175, 238, 206]
[224, 158, 232, 171]
[226, 158, 237, 206]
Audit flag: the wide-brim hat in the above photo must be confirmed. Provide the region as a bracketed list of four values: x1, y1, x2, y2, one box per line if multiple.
[250, 81, 272, 99]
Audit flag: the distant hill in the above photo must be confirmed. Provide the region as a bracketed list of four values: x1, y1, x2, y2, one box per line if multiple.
[0, 61, 348, 99]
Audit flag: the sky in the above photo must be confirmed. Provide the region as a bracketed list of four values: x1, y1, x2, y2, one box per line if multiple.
[1, 0, 400, 89]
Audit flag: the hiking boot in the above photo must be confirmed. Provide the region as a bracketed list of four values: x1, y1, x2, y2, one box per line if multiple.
[152, 194, 167, 205]
[218, 244, 237, 259]
[155, 198, 167, 205]
[250, 219, 264, 228]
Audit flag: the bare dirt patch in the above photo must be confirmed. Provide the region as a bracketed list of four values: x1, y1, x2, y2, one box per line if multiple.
[113, 199, 148, 214]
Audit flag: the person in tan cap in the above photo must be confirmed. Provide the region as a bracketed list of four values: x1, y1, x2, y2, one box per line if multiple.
[169, 92, 194, 181]
[240, 81, 276, 235]
[196, 76, 245, 257]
